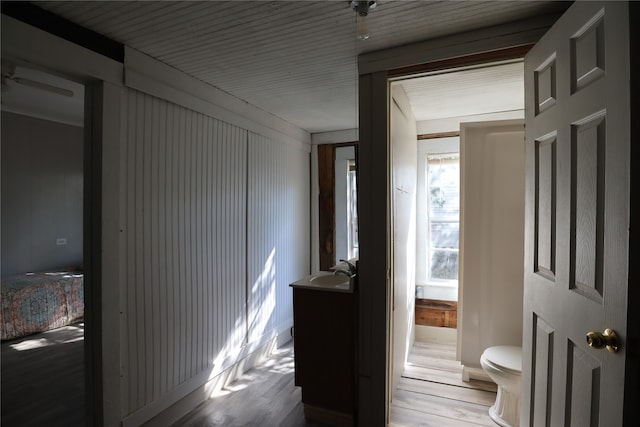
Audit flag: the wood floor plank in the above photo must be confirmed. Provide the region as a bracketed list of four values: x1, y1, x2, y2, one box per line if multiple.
[406, 353, 463, 373]
[412, 340, 457, 356]
[408, 351, 460, 364]
[4, 326, 500, 427]
[402, 365, 497, 392]
[390, 339, 498, 427]
[396, 377, 497, 406]
[392, 389, 495, 426]
[1, 324, 85, 427]
[173, 342, 330, 427]
[389, 404, 491, 427]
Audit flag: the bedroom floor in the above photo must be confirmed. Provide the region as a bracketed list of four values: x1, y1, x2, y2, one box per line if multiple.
[1, 323, 85, 426]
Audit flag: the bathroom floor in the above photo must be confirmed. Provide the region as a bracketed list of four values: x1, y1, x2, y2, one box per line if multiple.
[389, 339, 497, 426]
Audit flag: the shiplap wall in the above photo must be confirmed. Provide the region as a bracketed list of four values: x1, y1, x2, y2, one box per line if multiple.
[247, 133, 308, 343]
[122, 89, 309, 420]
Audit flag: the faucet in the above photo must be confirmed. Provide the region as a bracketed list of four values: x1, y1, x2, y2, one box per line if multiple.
[333, 259, 357, 277]
[334, 269, 353, 277]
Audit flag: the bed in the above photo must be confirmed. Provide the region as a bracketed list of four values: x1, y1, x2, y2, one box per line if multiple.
[0, 270, 84, 340]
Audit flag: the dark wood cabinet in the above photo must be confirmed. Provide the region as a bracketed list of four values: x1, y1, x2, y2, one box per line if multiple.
[292, 287, 358, 427]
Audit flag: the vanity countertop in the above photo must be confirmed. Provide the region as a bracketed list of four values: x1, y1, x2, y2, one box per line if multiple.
[290, 271, 355, 293]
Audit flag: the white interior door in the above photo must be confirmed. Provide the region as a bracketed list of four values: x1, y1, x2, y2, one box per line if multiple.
[522, 2, 630, 426]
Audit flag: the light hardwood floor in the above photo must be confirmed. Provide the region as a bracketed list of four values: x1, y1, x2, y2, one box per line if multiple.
[1, 329, 495, 427]
[389, 340, 497, 427]
[172, 341, 329, 427]
[1, 324, 85, 427]
[177, 338, 496, 427]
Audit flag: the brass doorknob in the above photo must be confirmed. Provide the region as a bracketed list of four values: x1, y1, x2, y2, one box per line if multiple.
[586, 328, 619, 353]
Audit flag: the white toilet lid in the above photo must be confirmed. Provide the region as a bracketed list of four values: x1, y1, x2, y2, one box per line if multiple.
[483, 345, 522, 372]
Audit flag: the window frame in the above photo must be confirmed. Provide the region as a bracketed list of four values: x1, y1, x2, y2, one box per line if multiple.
[347, 159, 359, 260]
[415, 136, 460, 288]
[425, 152, 460, 285]
[334, 145, 357, 264]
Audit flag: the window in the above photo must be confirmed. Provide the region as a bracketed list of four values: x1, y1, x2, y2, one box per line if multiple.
[426, 153, 459, 284]
[334, 147, 358, 263]
[347, 159, 359, 260]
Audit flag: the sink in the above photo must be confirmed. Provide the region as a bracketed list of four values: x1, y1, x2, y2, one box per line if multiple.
[290, 271, 356, 293]
[309, 274, 351, 287]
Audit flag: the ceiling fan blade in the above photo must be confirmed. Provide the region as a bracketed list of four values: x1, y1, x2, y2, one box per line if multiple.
[12, 76, 74, 97]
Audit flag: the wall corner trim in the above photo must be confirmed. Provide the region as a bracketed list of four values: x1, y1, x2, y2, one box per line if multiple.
[124, 47, 310, 150]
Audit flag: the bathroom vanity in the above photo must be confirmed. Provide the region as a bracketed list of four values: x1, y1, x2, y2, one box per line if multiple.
[290, 272, 358, 427]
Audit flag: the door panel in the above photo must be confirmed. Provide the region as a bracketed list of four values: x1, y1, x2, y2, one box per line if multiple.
[531, 316, 553, 427]
[523, 2, 629, 426]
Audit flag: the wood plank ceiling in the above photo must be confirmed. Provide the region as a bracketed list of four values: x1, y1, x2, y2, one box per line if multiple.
[33, 1, 571, 134]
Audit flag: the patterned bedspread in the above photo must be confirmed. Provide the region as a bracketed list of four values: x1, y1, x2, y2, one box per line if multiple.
[0, 271, 84, 340]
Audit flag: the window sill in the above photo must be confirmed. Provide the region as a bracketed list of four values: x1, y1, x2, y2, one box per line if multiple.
[416, 284, 458, 301]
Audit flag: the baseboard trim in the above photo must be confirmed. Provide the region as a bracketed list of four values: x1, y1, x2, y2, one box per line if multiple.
[462, 365, 493, 383]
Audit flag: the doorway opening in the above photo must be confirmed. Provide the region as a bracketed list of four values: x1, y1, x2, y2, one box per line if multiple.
[1, 63, 88, 426]
[387, 59, 526, 424]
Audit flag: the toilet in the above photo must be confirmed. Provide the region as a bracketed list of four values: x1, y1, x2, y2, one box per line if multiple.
[480, 345, 522, 427]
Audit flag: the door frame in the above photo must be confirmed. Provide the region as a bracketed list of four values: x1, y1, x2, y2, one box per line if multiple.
[84, 81, 104, 426]
[0, 58, 105, 425]
[623, 2, 639, 424]
[316, 142, 358, 271]
[355, 10, 597, 426]
[1, 11, 125, 426]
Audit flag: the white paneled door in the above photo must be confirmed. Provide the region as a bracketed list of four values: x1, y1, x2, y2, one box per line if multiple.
[522, 2, 629, 426]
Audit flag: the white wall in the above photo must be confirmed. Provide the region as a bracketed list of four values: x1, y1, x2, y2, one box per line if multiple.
[120, 91, 247, 420]
[247, 132, 309, 345]
[389, 84, 418, 396]
[458, 120, 525, 371]
[120, 91, 310, 425]
[2, 15, 311, 426]
[1, 111, 84, 277]
[120, 72, 310, 427]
